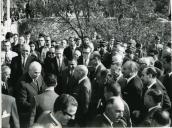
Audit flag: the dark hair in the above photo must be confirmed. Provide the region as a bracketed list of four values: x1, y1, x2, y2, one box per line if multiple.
[105, 82, 121, 96]
[44, 73, 57, 87]
[74, 38, 81, 42]
[153, 110, 170, 126]
[154, 61, 163, 70]
[83, 36, 89, 39]
[53, 94, 78, 112]
[55, 45, 64, 50]
[25, 31, 31, 35]
[146, 67, 157, 78]
[100, 69, 110, 78]
[68, 57, 77, 63]
[82, 44, 91, 50]
[125, 48, 133, 54]
[163, 54, 171, 63]
[5, 32, 13, 40]
[51, 40, 56, 43]
[39, 33, 45, 38]
[136, 43, 141, 48]
[147, 89, 162, 103]
[29, 41, 36, 46]
[148, 49, 158, 56]
[167, 42, 171, 48]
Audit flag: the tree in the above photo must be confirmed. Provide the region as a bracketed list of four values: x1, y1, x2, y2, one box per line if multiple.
[18, 0, 170, 43]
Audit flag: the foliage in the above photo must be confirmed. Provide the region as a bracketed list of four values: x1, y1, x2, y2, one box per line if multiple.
[18, 0, 171, 44]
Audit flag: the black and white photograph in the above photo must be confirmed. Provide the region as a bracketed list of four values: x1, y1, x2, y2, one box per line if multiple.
[0, 0, 171, 127]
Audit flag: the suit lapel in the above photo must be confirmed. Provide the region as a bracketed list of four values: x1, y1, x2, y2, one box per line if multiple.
[30, 81, 39, 93]
[27, 74, 39, 93]
[18, 56, 25, 72]
[24, 56, 32, 70]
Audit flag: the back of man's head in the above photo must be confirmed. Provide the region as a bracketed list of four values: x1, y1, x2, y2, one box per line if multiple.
[147, 89, 163, 104]
[75, 65, 88, 78]
[44, 73, 57, 87]
[145, 66, 157, 78]
[124, 60, 139, 73]
[55, 45, 64, 51]
[153, 110, 171, 127]
[53, 94, 78, 113]
[105, 81, 121, 97]
[5, 32, 13, 40]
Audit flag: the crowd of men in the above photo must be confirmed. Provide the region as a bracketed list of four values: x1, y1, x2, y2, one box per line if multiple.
[1, 31, 172, 128]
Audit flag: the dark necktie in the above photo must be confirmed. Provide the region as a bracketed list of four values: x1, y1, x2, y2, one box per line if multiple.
[23, 58, 25, 68]
[33, 79, 40, 93]
[58, 59, 61, 71]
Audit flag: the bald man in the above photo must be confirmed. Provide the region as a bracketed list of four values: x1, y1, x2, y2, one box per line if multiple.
[15, 61, 46, 128]
[10, 44, 37, 88]
[93, 97, 126, 127]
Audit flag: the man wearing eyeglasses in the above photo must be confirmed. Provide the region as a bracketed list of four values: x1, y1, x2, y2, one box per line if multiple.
[36, 94, 78, 128]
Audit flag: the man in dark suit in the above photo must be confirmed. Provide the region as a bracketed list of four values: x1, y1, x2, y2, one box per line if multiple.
[139, 89, 163, 127]
[15, 61, 46, 128]
[72, 65, 92, 126]
[10, 44, 37, 90]
[92, 97, 127, 128]
[2, 94, 20, 128]
[122, 60, 143, 125]
[141, 67, 171, 112]
[89, 51, 106, 81]
[161, 54, 172, 119]
[63, 36, 77, 60]
[61, 58, 77, 94]
[30, 73, 59, 125]
[43, 47, 56, 74]
[36, 94, 78, 128]
[45, 45, 67, 94]
[98, 40, 112, 69]
[77, 45, 92, 67]
[96, 81, 132, 127]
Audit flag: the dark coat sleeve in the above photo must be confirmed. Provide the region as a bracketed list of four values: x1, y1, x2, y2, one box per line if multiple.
[11, 98, 20, 128]
[29, 97, 36, 126]
[15, 82, 31, 112]
[80, 84, 91, 115]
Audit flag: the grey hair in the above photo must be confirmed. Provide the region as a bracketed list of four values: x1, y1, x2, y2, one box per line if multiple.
[75, 65, 88, 77]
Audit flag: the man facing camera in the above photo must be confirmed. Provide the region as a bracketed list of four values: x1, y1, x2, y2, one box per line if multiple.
[15, 61, 46, 128]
